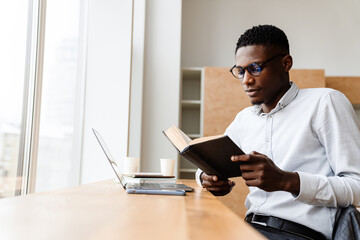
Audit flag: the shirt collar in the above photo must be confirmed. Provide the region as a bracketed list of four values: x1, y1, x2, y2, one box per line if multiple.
[251, 82, 299, 116]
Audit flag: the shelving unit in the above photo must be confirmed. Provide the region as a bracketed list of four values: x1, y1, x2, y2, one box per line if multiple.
[179, 68, 203, 179]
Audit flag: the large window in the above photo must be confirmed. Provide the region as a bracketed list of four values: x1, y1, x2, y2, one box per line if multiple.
[34, 0, 84, 192]
[0, 0, 85, 196]
[0, 0, 133, 197]
[0, 2, 29, 198]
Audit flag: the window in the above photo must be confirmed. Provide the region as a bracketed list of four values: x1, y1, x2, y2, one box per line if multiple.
[0, 2, 29, 198]
[0, 0, 133, 197]
[34, 0, 84, 192]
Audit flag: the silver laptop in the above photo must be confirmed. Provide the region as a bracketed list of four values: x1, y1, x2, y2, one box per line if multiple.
[92, 128, 193, 195]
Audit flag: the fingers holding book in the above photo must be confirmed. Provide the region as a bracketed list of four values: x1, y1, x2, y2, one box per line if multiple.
[201, 172, 236, 196]
[231, 151, 300, 193]
[231, 151, 282, 191]
[230, 151, 267, 163]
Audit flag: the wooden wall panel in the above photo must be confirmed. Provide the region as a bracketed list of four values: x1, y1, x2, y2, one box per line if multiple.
[289, 69, 326, 88]
[203, 67, 250, 137]
[326, 77, 360, 105]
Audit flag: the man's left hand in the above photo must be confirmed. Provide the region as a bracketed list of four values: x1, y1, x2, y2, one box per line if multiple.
[231, 151, 300, 194]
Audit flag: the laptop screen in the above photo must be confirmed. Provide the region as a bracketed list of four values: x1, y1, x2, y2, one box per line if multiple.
[92, 128, 127, 189]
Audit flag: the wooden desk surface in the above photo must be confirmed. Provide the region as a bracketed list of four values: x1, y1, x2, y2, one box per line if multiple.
[0, 179, 265, 240]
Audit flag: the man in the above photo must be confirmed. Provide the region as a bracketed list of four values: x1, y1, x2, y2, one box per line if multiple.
[196, 25, 360, 239]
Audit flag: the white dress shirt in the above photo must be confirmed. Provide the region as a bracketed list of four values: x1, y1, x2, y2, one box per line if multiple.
[196, 82, 360, 239]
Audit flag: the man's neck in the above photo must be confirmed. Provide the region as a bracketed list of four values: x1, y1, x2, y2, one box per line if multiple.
[261, 83, 291, 114]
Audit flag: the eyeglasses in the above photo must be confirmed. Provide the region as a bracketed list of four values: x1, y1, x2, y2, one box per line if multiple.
[229, 54, 285, 79]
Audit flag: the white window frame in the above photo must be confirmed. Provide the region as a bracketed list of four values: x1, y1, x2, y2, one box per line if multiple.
[16, 0, 46, 195]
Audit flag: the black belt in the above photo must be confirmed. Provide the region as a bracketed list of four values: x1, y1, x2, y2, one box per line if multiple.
[245, 213, 327, 240]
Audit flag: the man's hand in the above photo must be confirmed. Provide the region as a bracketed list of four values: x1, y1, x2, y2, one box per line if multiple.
[201, 172, 235, 196]
[231, 151, 300, 194]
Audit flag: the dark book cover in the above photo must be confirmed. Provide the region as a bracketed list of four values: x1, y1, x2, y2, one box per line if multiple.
[180, 136, 244, 180]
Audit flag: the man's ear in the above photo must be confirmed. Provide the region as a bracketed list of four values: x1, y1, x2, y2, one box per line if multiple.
[282, 55, 293, 72]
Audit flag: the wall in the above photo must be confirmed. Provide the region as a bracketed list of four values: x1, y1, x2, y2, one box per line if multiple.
[140, 0, 182, 174]
[181, 0, 360, 76]
[81, 0, 132, 183]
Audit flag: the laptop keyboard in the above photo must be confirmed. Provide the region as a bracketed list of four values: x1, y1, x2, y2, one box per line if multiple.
[126, 183, 175, 189]
[125, 182, 193, 192]
[142, 183, 175, 188]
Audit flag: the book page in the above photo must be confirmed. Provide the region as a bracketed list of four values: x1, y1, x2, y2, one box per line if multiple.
[164, 125, 189, 151]
[189, 134, 224, 145]
[177, 127, 192, 145]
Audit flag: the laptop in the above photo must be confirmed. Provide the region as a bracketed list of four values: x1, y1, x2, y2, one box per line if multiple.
[92, 128, 194, 195]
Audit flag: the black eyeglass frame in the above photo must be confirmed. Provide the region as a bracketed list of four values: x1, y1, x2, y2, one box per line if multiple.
[229, 54, 286, 79]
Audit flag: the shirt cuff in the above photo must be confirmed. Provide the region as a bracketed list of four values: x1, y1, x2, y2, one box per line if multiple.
[195, 168, 204, 187]
[293, 171, 319, 204]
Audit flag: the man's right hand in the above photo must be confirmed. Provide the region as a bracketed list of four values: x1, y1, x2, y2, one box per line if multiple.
[201, 172, 235, 196]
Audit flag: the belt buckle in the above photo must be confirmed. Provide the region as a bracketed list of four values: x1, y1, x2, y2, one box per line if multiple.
[251, 213, 269, 227]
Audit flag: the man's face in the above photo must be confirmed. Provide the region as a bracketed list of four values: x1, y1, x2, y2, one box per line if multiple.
[235, 45, 291, 112]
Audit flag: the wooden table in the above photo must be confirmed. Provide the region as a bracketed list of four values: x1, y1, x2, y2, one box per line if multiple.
[0, 179, 265, 240]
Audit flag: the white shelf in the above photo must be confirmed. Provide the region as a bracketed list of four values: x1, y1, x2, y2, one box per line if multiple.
[181, 100, 201, 107]
[188, 134, 201, 138]
[179, 68, 203, 179]
[179, 168, 197, 173]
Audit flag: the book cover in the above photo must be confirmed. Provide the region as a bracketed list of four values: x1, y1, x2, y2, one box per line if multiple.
[163, 125, 244, 180]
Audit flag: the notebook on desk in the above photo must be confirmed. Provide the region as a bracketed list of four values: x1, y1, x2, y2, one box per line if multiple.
[92, 128, 194, 195]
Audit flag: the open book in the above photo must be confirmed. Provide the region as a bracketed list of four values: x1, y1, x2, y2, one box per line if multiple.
[163, 125, 244, 180]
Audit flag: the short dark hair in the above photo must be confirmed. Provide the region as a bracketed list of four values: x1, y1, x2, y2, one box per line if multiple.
[235, 25, 289, 54]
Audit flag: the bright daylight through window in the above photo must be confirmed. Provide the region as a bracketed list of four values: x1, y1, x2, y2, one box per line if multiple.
[35, 0, 83, 192]
[0, 2, 28, 198]
[0, 0, 84, 197]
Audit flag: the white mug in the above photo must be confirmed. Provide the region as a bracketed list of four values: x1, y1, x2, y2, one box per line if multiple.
[160, 158, 176, 176]
[123, 157, 140, 174]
